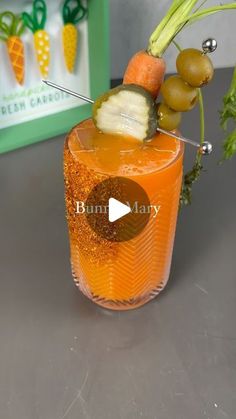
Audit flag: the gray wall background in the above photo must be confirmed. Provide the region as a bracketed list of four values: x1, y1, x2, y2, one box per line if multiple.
[110, 0, 236, 79]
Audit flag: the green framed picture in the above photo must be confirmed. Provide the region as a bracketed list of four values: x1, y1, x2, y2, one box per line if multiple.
[0, 0, 110, 154]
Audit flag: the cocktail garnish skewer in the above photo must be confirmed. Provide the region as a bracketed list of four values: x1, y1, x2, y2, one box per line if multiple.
[42, 79, 212, 155]
[42, 79, 94, 104]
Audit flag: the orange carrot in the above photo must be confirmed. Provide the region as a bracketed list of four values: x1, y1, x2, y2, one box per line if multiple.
[123, 50, 166, 98]
[0, 12, 25, 85]
[123, 2, 236, 100]
[7, 36, 24, 85]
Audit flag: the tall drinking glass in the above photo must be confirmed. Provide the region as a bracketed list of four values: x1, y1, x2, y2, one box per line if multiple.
[64, 119, 184, 310]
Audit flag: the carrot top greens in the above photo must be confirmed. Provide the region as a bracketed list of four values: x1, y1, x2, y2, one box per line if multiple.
[147, 1, 236, 203]
[22, 0, 47, 33]
[0, 11, 25, 41]
[62, 0, 88, 25]
[220, 67, 236, 160]
[148, 0, 236, 57]
[220, 67, 236, 130]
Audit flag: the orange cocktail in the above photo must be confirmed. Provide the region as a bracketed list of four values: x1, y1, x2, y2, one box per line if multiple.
[64, 119, 184, 310]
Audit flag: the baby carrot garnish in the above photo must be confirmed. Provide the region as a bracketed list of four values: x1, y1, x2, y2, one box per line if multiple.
[123, 50, 166, 99]
[22, 0, 50, 79]
[0, 12, 25, 85]
[123, 1, 236, 100]
[62, 0, 88, 73]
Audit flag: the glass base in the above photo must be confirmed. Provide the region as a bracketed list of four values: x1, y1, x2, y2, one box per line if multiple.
[72, 270, 166, 311]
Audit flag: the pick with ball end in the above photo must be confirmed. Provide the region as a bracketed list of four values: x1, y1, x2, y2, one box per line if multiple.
[200, 141, 213, 155]
[202, 38, 217, 54]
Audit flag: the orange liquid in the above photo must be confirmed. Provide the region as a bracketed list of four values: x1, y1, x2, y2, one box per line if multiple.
[64, 119, 184, 310]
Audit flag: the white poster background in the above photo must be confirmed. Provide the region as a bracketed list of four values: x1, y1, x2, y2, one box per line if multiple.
[0, 0, 90, 129]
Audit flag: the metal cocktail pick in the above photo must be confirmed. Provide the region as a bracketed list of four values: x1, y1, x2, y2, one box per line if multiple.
[42, 80, 213, 155]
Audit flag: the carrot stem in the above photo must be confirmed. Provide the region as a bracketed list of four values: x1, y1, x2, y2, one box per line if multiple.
[198, 90, 205, 148]
[172, 40, 181, 52]
[148, 1, 236, 57]
[182, 3, 236, 25]
[148, 0, 199, 57]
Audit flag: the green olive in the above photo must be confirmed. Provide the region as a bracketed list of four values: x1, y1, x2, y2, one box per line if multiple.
[157, 103, 182, 131]
[161, 75, 198, 112]
[176, 48, 214, 87]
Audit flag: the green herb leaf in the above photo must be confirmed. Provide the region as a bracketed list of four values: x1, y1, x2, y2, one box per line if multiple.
[221, 129, 236, 160]
[180, 161, 203, 207]
[220, 66, 236, 161]
[220, 67, 236, 130]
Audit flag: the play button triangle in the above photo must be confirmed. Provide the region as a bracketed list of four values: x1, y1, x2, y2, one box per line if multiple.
[85, 177, 151, 242]
[108, 198, 131, 223]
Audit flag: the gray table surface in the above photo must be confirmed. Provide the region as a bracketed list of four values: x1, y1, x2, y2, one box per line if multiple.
[0, 69, 236, 419]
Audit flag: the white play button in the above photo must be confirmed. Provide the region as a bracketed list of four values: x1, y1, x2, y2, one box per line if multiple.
[108, 198, 131, 223]
[85, 177, 151, 241]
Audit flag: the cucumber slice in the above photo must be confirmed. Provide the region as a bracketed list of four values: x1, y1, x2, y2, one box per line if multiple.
[93, 84, 157, 141]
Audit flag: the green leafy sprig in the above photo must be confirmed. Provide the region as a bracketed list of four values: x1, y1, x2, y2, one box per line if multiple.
[180, 161, 203, 206]
[220, 66, 236, 160]
[222, 129, 236, 160]
[220, 66, 236, 129]
[180, 89, 205, 206]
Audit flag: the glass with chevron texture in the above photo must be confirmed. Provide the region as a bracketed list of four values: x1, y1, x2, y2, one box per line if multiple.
[64, 119, 184, 310]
